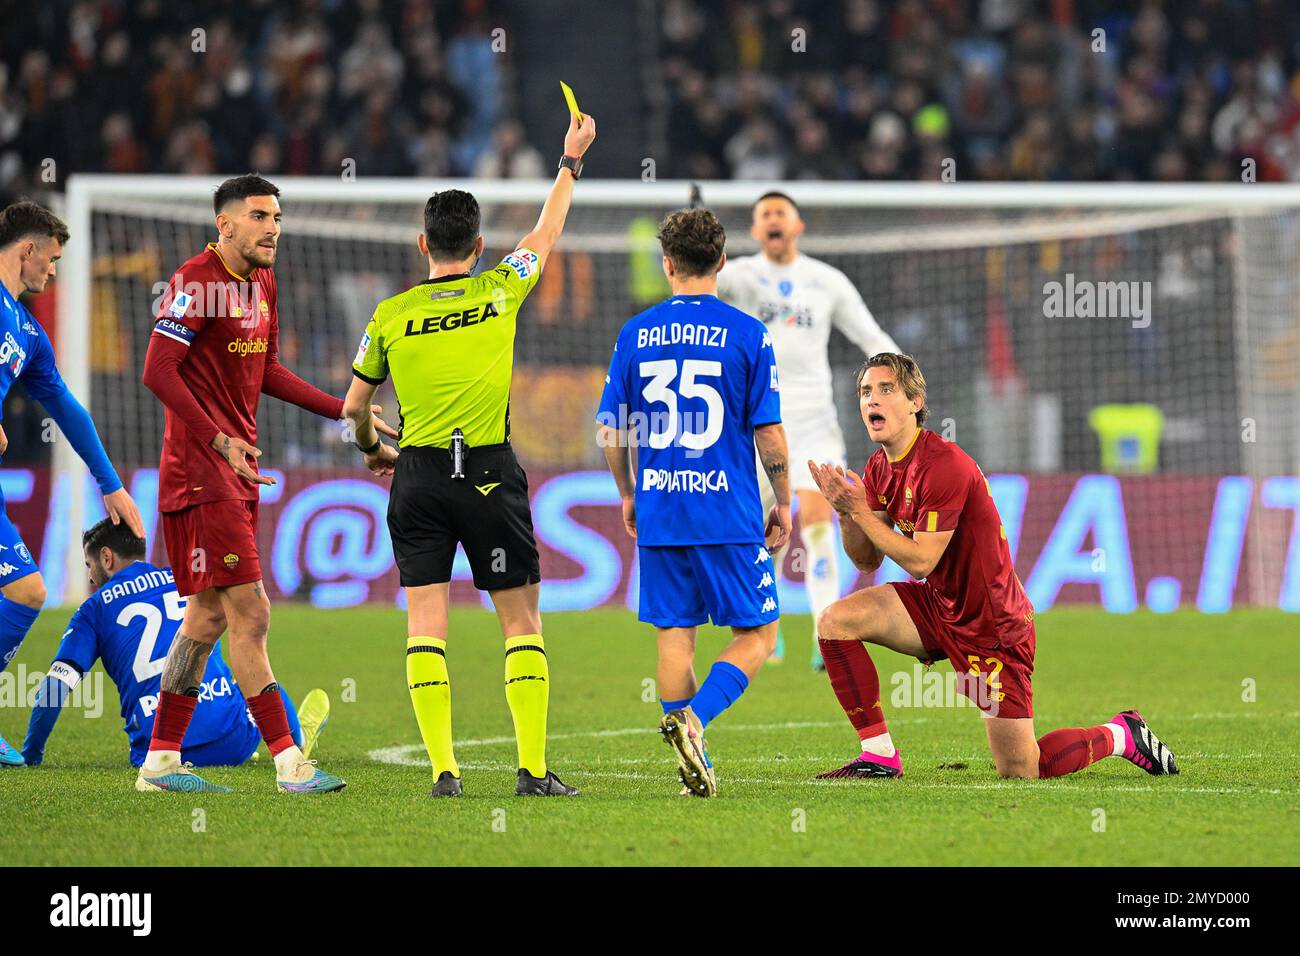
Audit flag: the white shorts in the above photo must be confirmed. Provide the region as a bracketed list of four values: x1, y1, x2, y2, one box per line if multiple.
[758, 408, 847, 509]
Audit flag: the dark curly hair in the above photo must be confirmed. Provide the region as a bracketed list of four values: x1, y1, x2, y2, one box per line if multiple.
[0, 200, 70, 248]
[657, 208, 726, 277]
[82, 516, 146, 560]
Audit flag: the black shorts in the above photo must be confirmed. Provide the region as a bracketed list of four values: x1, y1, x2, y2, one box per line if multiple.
[388, 443, 541, 591]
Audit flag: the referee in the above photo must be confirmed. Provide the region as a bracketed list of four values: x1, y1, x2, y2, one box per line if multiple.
[343, 110, 595, 798]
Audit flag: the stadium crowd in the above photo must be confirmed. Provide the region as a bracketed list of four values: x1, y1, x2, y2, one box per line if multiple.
[660, 0, 1300, 182]
[0, 0, 526, 197]
[4, 1, 1300, 193]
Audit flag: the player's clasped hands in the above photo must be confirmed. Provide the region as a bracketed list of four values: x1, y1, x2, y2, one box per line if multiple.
[808, 460, 867, 517]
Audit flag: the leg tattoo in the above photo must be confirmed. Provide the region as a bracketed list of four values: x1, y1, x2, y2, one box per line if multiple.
[160, 633, 215, 697]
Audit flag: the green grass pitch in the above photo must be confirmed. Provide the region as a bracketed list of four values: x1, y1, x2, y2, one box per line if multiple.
[1, 606, 1295, 866]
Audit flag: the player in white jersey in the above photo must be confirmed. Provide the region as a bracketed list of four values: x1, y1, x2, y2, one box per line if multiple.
[717, 192, 899, 669]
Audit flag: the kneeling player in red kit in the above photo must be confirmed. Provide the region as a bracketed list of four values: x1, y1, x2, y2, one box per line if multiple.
[807, 353, 1178, 780]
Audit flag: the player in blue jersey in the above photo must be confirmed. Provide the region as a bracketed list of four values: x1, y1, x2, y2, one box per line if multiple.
[20, 518, 330, 777]
[597, 208, 791, 797]
[0, 201, 143, 766]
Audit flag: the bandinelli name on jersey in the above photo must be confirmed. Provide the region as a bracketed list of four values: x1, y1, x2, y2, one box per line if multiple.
[98, 568, 175, 605]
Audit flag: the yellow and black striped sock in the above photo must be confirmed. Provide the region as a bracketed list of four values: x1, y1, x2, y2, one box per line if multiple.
[503, 634, 548, 777]
[407, 636, 458, 780]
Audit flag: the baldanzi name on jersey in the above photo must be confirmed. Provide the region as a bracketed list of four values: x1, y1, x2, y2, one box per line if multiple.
[227, 338, 268, 357]
[404, 302, 500, 337]
[636, 323, 729, 350]
[642, 468, 731, 494]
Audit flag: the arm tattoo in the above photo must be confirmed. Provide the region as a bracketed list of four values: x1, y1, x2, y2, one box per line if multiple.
[222, 436, 231, 460]
[253, 582, 263, 599]
[763, 456, 787, 478]
[160, 633, 215, 697]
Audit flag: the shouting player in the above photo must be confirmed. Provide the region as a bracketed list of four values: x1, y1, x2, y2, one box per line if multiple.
[718, 192, 898, 670]
[138, 174, 393, 794]
[22, 517, 330, 769]
[808, 353, 1178, 780]
[598, 208, 791, 797]
[0, 201, 144, 767]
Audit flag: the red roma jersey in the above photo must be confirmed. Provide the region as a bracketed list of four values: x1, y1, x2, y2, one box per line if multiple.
[151, 244, 277, 512]
[862, 428, 1035, 647]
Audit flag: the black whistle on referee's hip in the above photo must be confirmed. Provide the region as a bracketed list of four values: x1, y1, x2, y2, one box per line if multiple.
[450, 428, 466, 480]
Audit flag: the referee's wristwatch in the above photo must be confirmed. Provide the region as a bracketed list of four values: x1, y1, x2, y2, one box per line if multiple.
[358, 438, 381, 455]
[558, 154, 583, 180]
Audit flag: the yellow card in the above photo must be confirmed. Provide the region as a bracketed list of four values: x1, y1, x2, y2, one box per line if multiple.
[560, 81, 582, 121]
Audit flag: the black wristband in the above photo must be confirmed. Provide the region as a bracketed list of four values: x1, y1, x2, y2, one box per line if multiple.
[358, 438, 381, 455]
[559, 154, 583, 179]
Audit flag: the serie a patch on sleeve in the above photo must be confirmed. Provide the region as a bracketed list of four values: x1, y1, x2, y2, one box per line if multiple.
[168, 290, 192, 317]
[502, 248, 539, 280]
[354, 331, 371, 365]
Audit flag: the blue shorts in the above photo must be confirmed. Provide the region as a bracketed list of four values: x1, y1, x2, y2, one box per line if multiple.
[0, 508, 39, 588]
[638, 543, 779, 629]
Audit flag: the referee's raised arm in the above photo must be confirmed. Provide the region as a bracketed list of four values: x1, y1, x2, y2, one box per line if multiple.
[516, 111, 596, 271]
[339, 106, 596, 800]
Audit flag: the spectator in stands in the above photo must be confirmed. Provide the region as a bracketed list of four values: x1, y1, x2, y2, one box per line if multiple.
[474, 118, 546, 179]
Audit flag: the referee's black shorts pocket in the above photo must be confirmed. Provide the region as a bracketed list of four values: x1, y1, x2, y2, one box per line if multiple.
[453, 449, 540, 592]
[387, 454, 458, 588]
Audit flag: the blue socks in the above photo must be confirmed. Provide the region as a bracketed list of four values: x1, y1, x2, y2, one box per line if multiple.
[0, 597, 40, 673]
[660, 696, 691, 715]
[689, 661, 749, 729]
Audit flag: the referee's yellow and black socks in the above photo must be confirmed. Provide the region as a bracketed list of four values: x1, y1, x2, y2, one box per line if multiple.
[407, 636, 459, 779]
[503, 634, 548, 777]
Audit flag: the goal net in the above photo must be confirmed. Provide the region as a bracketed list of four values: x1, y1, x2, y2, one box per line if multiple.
[39, 178, 1300, 611]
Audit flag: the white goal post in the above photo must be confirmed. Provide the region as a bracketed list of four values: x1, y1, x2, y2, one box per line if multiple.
[50, 177, 1300, 607]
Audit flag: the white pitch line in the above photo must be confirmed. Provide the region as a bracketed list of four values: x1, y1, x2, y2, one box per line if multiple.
[389, 710, 1291, 753]
[392, 758, 1290, 796]
[368, 723, 1293, 796]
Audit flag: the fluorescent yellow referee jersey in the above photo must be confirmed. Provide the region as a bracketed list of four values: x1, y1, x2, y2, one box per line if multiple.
[352, 248, 542, 448]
